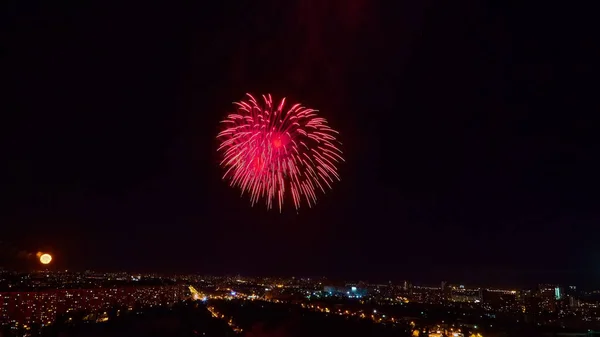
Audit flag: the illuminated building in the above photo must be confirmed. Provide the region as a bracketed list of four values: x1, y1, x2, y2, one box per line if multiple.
[450, 287, 481, 303]
[322, 284, 366, 298]
[538, 284, 558, 312]
[555, 286, 562, 300]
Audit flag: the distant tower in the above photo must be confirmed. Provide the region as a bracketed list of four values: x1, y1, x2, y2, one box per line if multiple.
[555, 287, 562, 300]
[441, 281, 447, 291]
[569, 296, 580, 307]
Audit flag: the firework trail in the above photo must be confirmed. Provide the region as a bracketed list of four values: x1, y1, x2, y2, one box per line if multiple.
[217, 93, 343, 212]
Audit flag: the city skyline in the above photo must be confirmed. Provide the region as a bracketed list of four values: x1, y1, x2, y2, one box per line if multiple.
[1, 270, 600, 335]
[0, 260, 596, 290]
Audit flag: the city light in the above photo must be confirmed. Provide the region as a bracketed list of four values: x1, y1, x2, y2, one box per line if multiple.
[0, 272, 597, 334]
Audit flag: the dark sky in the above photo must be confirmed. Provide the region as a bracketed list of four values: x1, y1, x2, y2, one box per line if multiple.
[2, 1, 597, 287]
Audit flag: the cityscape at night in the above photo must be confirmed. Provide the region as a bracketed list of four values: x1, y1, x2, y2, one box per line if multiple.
[1, 270, 600, 336]
[2, 0, 596, 337]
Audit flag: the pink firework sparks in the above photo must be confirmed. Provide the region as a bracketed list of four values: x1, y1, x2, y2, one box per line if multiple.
[217, 93, 344, 211]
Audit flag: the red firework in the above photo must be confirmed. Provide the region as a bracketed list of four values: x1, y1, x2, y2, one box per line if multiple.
[217, 93, 343, 211]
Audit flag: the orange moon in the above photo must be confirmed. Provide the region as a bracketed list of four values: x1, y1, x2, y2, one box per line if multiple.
[39, 253, 52, 265]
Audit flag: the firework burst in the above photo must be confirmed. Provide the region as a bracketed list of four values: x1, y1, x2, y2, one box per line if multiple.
[217, 93, 343, 211]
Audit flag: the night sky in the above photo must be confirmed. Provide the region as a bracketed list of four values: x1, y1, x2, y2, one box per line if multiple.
[3, 1, 597, 286]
